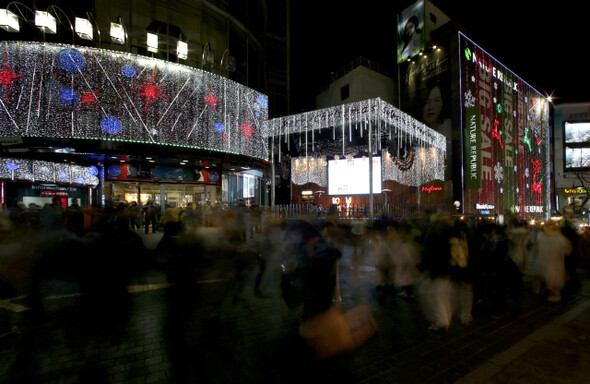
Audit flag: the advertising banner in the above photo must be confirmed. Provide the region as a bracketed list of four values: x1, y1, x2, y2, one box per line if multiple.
[397, 1, 425, 63]
[459, 33, 550, 218]
[464, 106, 481, 189]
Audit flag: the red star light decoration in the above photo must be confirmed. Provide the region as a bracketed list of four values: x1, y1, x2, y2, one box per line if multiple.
[0, 62, 23, 99]
[135, 69, 167, 112]
[203, 86, 220, 111]
[238, 111, 257, 149]
[79, 88, 101, 107]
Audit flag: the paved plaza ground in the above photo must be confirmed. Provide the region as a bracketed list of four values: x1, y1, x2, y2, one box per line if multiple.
[1, 228, 589, 384]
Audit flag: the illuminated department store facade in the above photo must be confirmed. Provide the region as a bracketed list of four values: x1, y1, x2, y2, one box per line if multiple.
[393, 0, 551, 221]
[0, 0, 284, 210]
[272, 1, 551, 221]
[0, 41, 269, 209]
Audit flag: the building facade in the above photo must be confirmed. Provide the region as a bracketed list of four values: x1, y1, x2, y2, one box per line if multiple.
[0, 0, 287, 212]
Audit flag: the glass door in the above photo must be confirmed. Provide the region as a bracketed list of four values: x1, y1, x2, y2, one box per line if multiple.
[162, 184, 185, 208]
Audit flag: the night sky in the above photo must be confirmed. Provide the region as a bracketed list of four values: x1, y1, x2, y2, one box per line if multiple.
[290, 1, 587, 112]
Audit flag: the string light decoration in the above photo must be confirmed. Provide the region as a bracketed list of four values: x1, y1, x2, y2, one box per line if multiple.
[0, 42, 269, 160]
[265, 98, 446, 187]
[0, 157, 99, 186]
[291, 156, 328, 186]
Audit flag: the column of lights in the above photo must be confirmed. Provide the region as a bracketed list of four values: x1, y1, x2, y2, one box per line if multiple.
[406, 43, 442, 64]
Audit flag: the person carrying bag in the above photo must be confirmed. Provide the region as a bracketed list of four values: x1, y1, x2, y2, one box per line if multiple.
[297, 258, 378, 360]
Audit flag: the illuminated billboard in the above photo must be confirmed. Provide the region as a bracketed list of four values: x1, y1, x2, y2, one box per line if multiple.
[459, 33, 550, 217]
[564, 121, 590, 171]
[328, 157, 382, 195]
[397, 0, 425, 63]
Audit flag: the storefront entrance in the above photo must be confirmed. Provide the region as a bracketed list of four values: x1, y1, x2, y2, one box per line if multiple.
[108, 181, 221, 212]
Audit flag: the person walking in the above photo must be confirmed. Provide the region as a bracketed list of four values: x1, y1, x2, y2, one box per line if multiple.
[143, 200, 158, 233]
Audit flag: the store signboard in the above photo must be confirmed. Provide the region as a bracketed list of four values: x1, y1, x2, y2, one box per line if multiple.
[459, 32, 550, 217]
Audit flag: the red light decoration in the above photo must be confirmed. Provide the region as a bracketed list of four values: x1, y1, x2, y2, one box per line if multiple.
[492, 119, 503, 149]
[0, 62, 23, 99]
[79, 88, 101, 107]
[238, 111, 257, 149]
[203, 86, 220, 111]
[531, 158, 542, 204]
[135, 69, 167, 112]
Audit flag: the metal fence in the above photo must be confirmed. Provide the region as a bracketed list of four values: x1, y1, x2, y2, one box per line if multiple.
[269, 203, 451, 220]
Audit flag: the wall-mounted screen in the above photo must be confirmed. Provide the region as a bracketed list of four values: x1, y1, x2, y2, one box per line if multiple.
[564, 122, 590, 145]
[328, 157, 381, 195]
[565, 147, 590, 170]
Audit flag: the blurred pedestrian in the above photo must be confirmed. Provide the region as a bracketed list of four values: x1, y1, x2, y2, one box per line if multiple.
[535, 220, 572, 302]
[66, 198, 85, 236]
[143, 200, 158, 233]
[41, 197, 65, 229]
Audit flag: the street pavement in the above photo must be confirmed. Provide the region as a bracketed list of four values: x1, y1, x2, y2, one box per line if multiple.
[1, 227, 589, 383]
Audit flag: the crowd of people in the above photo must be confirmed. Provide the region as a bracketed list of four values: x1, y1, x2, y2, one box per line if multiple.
[1, 197, 589, 383]
[0, 201, 588, 339]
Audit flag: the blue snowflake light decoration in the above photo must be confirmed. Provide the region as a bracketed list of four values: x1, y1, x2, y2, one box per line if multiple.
[57, 171, 68, 180]
[85, 165, 99, 177]
[6, 161, 18, 171]
[257, 94, 268, 109]
[58, 49, 85, 72]
[121, 65, 136, 78]
[101, 116, 122, 134]
[60, 88, 76, 102]
[214, 122, 225, 133]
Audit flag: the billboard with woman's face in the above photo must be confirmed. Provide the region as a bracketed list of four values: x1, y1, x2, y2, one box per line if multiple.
[397, 1, 425, 63]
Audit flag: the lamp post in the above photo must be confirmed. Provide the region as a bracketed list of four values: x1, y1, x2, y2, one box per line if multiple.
[46, 5, 74, 45]
[202, 42, 211, 70]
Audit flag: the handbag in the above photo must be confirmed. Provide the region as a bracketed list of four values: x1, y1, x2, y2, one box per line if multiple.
[298, 261, 378, 360]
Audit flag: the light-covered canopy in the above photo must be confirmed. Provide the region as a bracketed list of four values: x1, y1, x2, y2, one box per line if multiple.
[263, 98, 447, 187]
[0, 41, 269, 160]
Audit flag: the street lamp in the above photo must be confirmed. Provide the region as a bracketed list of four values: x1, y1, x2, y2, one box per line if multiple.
[74, 16, 93, 40]
[0, 8, 19, 32]
[110, 16, 128, 51]
[220, 49, 236, 74]
[146, 32, 158, 53]
[202, 42, 214, 70]
[177, 39, 188, 60]
[35, 10, 56, 34]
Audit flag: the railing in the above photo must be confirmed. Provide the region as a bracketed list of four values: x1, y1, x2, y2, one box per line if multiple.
[269, 203, 451, 220]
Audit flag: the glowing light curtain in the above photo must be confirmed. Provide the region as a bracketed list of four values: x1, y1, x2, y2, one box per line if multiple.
[264, 98, 446, 187]
[0, 157, 100, 186]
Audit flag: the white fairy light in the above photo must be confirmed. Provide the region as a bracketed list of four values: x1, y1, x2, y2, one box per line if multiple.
[266, 98, 446, 188]
[0, 41, 269, 162]
[0, 157, 99, 187]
